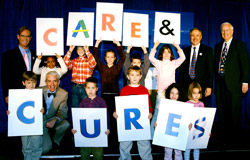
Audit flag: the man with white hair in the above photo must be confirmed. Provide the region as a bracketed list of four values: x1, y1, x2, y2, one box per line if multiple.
[214, 22, 249, 145]
[42, 71, 70, 154]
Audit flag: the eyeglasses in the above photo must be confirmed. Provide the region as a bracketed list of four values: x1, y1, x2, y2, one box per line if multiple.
[20, 35, 31, 38]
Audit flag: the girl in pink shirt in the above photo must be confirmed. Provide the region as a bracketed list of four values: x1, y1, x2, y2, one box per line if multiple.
[185, 82, 204, 160]
[149, 41, 186, 138]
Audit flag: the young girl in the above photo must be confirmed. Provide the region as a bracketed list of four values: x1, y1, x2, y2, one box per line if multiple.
[33, 53, 68, 86]
[155, 83, 184, 160]
[93, 38, 125, 150]
[149, 41, 186, 137]
[184, 82, 204, 160]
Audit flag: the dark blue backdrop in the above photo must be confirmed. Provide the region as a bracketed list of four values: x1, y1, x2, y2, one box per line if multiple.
[0, 0, 250, 133]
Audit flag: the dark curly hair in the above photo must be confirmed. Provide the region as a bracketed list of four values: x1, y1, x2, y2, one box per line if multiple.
[165, 83, 184, 102]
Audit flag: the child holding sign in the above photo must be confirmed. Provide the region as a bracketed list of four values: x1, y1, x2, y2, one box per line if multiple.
[93, 38, 125, 150]
[72, 77, 110, 160]
[63, 45, 97, 108]
[184, 82, 204, 160]
[124, 45, 150, 86]
[149, 41, 186, 137]
[33, 53, 68, 86]
[7, 71, 44, 160]
[113, 65, 153, 160]
[155, 83, 184, 160]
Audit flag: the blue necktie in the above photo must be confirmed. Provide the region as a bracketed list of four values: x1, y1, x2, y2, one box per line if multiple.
[219, 43, 227, 76]
[189, 47, 197, 79]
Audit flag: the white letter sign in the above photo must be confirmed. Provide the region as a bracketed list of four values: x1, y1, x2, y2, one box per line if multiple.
[36, 18, 64, 55]
[122, 13, 149, 47]
[154, 12, 181, 44]
[95, 2, 123, 41]
[8, 89, 43, 137]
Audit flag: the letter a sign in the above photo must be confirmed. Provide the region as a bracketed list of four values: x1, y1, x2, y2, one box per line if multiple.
[36, 18, 64, 56]
[95, 2, 123, 41]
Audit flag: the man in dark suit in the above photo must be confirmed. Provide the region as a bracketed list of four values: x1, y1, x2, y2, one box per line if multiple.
[178, 28, 213, 105]
[42, 71, 70, 154]
[1, 26, 36, 104]
[214, 22, 249, 143]
[1, 26, 36, 160]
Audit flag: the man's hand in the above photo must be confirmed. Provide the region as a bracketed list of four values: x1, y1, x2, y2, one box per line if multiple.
[205, 88, 212, 97]
[46, 118, 57, 128]
[242, 83, 249, 94]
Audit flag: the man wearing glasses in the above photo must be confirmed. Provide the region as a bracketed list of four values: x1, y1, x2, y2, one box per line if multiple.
[1, 26, 36, 159]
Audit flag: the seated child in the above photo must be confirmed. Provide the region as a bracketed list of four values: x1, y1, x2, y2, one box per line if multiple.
[113, 66, 153, 160]
[72, 77, 110, 160]
[33, 53, 68, 86]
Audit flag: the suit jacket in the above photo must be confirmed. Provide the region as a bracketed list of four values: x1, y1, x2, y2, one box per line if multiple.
[214, 38, 250, 94]
[1, 47, 36, 97]
[42, 86, 68, 121]
[178, 44, 214, 92]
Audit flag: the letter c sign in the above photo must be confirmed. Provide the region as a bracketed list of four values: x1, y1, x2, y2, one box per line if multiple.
[17, 101, 35, 124]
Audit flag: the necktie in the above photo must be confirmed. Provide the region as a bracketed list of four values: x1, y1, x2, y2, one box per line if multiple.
[219, 43, 227, 76]
[189, 47, 197, 79]
[48, 92, 56, 97]
[23, 50, 30, 71]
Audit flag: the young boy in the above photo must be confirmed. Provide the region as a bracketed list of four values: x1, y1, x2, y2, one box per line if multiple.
[113, 65, 153, 160]
[7, 71, 44, 160]
[63, 45, 96, 108]
[72, 77, 110, 160]
[124, 45, 150, 86]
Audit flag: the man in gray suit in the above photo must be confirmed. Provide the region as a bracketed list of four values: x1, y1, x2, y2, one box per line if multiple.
[42, 71, 70, 154]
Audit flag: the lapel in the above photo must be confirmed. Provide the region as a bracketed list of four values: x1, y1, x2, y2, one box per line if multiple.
[226, 38, 235, 64]
[15, 47, 27, 68]
[43, 87, 60, 116]
[196, 44, 204, 65]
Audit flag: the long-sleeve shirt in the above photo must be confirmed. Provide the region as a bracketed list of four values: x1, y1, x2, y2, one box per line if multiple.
[93, 46, 125, 93]
[124, 52, 150, 86]
[79, 96, 110, 129]
[149, 49, 186, 91]
[120, 85, 153, 113]
[63, 50, 96, 84]
[33, 57, 68, 86]
[186, 100, 204, 108]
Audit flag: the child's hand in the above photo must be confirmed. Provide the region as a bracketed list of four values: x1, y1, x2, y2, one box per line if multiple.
[71, 129, 77, 134]
[154, 121, 157, 128]
[95, 38, 102, 47]
[105, 130, 110, 135]
[153, 40, 160, 50]
[37, 53, 43, 60]
[113, 112, 118, 119]
[84, 45, 89, 52]
[141, 45, 147, 54]
[6, 110, 10, 116]
[172, 42, 181, 51]
[148, 113, 152, 119]
[55, 53, 61, 59]
[113, 39, 121, 46]
[127, 45, 132, 53]
[40, 108, 45, 114]
[188, 123, 192, 131]
[69, 45, 75, 52]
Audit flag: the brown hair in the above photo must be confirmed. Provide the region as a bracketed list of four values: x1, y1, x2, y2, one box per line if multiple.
[188, 82, 202, 100]
[18, 26, 32, 36]
[22, 71, 37, 82]
[158, 44, 175, 61]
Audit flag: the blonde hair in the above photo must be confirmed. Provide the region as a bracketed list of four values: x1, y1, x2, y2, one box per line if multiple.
[188, 82, 202, 100]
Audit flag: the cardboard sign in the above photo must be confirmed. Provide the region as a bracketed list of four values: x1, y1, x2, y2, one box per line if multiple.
[8, 89, 43, 137]
[154, 12, 181, 44]
[115, 95, 151, 142]
[122, 12, 149, 47]
[67, 12, 94, 46]
[153, 99, 192, 151]
[72, 108, 108, 147]
[153, 99, 216, 150]
[95, 2, 123, 41]
[36, 18, 64, 55]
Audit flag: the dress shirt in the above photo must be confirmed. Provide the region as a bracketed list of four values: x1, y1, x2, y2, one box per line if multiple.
[19, 45, 31, 70]
[46, 89, 56, 114]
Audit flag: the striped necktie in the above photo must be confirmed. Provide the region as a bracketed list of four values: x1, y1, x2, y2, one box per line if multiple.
[189, 47, 197, 79]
